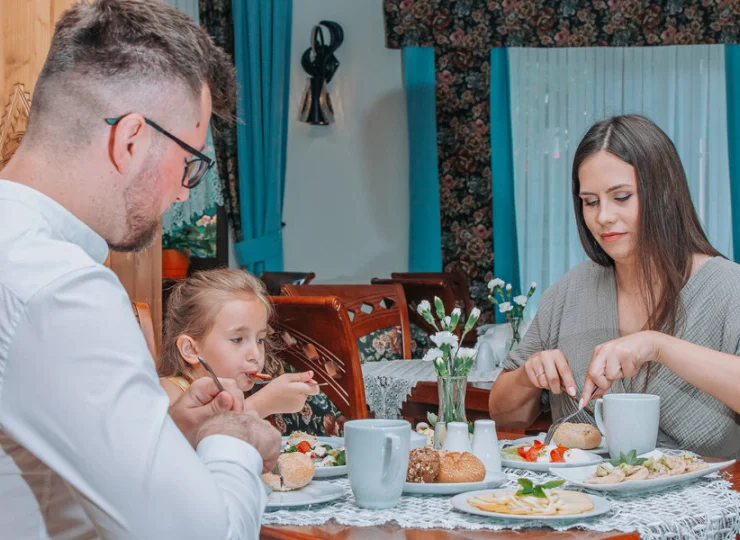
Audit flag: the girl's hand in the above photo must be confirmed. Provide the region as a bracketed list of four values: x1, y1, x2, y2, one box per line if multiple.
[523, 349, 577, 398]
[246, 371, 320, 417]
[581, 331, 663, 408]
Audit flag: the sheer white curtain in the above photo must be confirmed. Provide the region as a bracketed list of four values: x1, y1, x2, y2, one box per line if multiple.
[508, 45, 732, 311]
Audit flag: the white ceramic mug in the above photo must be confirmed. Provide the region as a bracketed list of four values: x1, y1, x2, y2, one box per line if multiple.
[344, 419, 410, 509]
[471, 419, 501, 474]
[594, 393, 660, 460]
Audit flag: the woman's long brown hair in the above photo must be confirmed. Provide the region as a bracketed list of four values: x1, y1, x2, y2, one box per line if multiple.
[572, 115, 723, 386]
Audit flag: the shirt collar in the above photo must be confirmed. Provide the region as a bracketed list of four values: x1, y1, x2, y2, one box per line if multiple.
[0, 180, 109, 264]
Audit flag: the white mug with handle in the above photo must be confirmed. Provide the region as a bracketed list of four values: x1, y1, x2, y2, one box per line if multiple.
[344, 419, 410, 509]
[594, 393, 660, 460]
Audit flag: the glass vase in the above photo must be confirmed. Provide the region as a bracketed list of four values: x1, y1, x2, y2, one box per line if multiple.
[433, 375, 468, 449]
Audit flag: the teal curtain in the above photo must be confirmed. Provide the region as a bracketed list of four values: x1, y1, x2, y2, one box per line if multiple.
[232, 0, 292, 273]
[489, 48, 520, 323]
[726, 45, 740, 264]
[402, 47, 441, 272]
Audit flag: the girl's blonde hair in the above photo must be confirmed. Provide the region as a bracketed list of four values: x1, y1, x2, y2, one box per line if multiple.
[158, 268, 276, 381]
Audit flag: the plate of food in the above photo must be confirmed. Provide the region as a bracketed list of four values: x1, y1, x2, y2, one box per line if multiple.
[500, 436, 602, 471]
[265, 482, 345, 509]
[521, 423, 609, 454]
[262, 449, 345, 509]
[280, 432, 346, 478]
[403, 448, 507, 495]
[451, 479, 612, 521]
[551, 449, 735, 494]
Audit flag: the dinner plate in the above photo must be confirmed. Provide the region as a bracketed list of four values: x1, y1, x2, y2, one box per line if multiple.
[403, 472, 507, 495]
[265, 482, 344, 510]
[550, 450, 736, 495]
[516, 433, 610, 455]
[500, 441, 602, 472]
[451, 489, 612, 521]
[280, 436, 346, 479]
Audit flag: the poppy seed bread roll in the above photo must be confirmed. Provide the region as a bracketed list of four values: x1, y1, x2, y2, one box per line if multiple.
[553, 422, 602, 450]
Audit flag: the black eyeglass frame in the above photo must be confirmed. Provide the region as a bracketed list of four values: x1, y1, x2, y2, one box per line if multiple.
[105, 115, 214, 189]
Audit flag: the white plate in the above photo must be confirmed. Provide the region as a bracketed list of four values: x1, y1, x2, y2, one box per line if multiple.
[500, 442, 602, 472]
[451, 489, 612, 521]
[551, 450, 736, 494]
[515, 434, 610, 455]
[266, 482, 344, 510]
[280, 436, 346, 479]
[403, 472, 507, 495]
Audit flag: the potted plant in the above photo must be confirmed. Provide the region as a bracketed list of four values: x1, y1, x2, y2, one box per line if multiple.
[161, 215, 217, 279]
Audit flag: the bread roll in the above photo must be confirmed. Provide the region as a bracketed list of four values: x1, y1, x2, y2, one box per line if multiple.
[406, 447, 441, 483]
[553, 422, 602, 450]
[261, 452, 315, 491]
[437, 451, 486, 483]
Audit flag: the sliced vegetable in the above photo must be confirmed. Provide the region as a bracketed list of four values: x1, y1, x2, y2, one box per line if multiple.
[295, 441, 312, 453]
[550, 445, 567, 463]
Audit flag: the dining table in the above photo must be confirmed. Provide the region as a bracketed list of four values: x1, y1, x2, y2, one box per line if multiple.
[260, 429, 740, 540]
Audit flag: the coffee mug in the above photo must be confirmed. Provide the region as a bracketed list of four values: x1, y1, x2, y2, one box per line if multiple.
[344, 419, 410, 509]
[594, 393, 660, 460]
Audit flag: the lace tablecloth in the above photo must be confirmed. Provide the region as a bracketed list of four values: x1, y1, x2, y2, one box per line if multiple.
[263, 447, 740, 539]
[361, 360, 502, 419]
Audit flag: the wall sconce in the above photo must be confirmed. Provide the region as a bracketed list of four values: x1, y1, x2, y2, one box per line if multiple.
[298, 21, 343, 126]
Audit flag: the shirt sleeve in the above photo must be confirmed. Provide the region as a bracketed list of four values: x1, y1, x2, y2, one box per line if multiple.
[0, 266, 266, 540]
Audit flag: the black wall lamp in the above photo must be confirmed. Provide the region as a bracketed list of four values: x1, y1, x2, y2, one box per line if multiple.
[298, 21, 344, 126]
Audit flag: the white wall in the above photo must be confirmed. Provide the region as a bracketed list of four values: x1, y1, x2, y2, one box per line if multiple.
[281, 0, 409, 283]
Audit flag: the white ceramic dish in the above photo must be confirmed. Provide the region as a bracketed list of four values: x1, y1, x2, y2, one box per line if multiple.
[515, 433, 610, 455]
[500, 443, 602, 472]
[280, 436, 346, 479]
[403, 472, 507, 495]
[265, 482, 344, 510]
[450, 489, 612, 521]
[551, 450, 735, 495]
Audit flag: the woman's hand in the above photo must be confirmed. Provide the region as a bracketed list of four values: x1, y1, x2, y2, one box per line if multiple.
[581, 330, 663, 408]
[523, 349, 578, 398]
[244, 371, 320, 418]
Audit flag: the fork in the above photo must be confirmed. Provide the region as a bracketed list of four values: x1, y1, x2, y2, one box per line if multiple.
[542, 388, 599, 445]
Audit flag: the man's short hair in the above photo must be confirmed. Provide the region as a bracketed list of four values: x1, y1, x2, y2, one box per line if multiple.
[27, 0, 236, 140]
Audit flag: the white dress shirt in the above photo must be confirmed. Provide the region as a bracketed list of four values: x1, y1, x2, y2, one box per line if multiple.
[0, 180, 267, 539]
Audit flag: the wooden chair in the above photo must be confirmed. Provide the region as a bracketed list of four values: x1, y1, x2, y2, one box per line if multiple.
[271, 296, 368, 421]
[131, 302, 157, 361]
[391, 270, 473, 317]
[281, 283, 412, 360]
[260, 271, 316, 296]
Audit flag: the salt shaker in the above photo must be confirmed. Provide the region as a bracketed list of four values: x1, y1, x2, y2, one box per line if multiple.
[475, 341, 495, 372]
[471, 419, 501, 474]
[441, 422, 472, 453]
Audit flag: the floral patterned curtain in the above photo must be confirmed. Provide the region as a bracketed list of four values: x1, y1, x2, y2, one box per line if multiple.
[384, 0, 740, 322]
[199, 0, 243, 243]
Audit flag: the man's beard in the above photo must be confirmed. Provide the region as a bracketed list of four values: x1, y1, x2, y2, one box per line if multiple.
[107, 169, 162, 253]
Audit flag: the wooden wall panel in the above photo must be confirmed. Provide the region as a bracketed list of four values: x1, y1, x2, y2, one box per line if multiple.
[1, 0, 163, 350]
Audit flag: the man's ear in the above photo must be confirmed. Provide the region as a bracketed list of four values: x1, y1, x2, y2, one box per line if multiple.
[108, 114, 151, 175]
[176, 334, 200, 367]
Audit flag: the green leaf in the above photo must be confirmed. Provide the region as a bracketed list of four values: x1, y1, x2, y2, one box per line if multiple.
[532, 486, 546, 498]
[333, 449, 346, 466]
[609, 449, 647, 466]
[426, 411, 438, 427]
[517, 478, 533, 490]
[539, 480, 566, 490]
[468, 421, 474, 434]
[516, 478, 563, 498]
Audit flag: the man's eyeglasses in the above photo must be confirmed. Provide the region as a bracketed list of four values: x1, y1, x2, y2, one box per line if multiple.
[105, 116, 214, 189]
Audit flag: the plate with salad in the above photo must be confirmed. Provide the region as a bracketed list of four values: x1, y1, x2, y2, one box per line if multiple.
[281, 432, 347, 478]
[500, 438, 602, 472]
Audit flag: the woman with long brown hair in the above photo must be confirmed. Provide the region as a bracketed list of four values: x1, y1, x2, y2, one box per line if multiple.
[489, 115, 740, 458]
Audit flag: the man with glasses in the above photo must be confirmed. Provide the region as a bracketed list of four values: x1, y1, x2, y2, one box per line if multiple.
[0, 1, 279, 538]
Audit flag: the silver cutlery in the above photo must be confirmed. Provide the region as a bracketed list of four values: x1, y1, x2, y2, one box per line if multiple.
[543, 388, 600, 445]
[197, 356, 225, 393]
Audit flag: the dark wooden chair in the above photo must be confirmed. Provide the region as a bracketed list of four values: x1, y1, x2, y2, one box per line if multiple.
[260, 271, 316, 296]
[132, 302, 157, 361]
[271, 296, 368, 422]
[391, 270, 473, 318]
[281, 283, 412, 361]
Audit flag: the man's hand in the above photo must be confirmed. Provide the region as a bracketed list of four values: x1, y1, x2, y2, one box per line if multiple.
[196, 411, 281, 473]
[169, 377, 244, 446]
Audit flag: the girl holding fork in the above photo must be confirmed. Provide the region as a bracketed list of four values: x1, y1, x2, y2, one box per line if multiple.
[158, 268, 319, 417]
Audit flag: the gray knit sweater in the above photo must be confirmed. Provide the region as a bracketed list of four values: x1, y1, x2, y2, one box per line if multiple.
[503, 257, 740, 459]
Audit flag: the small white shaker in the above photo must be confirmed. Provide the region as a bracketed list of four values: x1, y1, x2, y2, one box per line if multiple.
[441, 422, 472, 453]
[471, 419, 501, 474]
[475, 341, 495, 372]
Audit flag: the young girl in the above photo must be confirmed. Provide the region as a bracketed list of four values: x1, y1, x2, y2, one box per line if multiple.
[158, 268, 319, 418]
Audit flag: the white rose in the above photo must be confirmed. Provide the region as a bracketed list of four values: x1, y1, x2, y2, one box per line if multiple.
[488, 278, 505, 290]
[456, 347, 478, 359]
[499, 302, 513, 313]
[430, 331, 459, 348]
[422, 348, 444, 362]
[513, 295, 528, 306]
